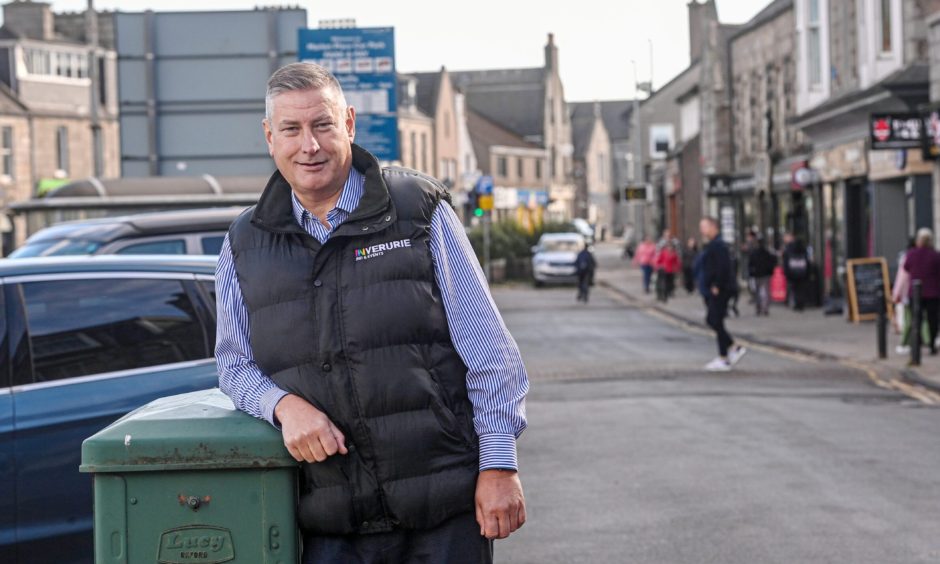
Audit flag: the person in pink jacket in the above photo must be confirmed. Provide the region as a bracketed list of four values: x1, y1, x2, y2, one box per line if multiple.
[633, 235, 657, 293]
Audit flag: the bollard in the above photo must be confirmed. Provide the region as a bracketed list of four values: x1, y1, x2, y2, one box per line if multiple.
[876, 289, 887, 360]
[911, 280, 922, 366]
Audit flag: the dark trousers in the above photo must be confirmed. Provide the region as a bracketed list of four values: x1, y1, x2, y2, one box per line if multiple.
[577, 272, 591, 302]
[922, 297, 940, 353]
[641, 265, 653, 292]
[706, 294, 734, 357]
[789, 277, 807, 310]
[302, 511, 493, 564]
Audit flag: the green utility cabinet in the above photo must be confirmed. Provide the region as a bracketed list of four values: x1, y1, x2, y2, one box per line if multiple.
[80, 389, 299, 564]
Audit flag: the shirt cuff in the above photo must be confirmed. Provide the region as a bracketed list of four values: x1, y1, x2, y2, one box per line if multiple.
[261, 387, 290, 428]
[478, 433, 518, 471]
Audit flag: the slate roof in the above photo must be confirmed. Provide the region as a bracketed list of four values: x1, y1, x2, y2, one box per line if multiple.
[465, 108, 542, 175]
[451, 67, 546, 142]
[595, 100, 633, 142]
[0, 82, 28, 115]
[569, 102, 598, 158]
[728, 0, 793, 42]
[409, 71, 442, 117]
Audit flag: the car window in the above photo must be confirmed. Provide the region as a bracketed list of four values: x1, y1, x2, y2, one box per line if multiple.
[9, 239, 101, 258]
[22, 278, 208, 382]
[114, 239, 187, 255]
[198, 280, 216, 306]
[541, 239, 582, 252]
[201, 236, 225, 255]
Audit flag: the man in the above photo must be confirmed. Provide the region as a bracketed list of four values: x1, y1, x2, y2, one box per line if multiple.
[216, 63, 528, 563]
[575, 244, 596, 303]
[782, 232, 810, 311]
[747, 234, 777, 316]
[903, 228, 940, 355]
[696, 217, 747, 372]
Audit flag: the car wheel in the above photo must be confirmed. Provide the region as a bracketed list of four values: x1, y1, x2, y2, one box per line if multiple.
[534, 280, 545, 288]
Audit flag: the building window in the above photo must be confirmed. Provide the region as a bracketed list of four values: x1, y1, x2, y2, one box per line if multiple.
[536, 159, 542, 179]
[497, 156, 508, 178]
[807, 0, 822, 87]
[879, 0, 892, 53]
[420, 132, 428, 173]
[23, 47, 88, 79]
[56, 126, 69, 175]
[1, 126, 13, 180]
[598, 154, 606, 183]
[410, 131, 417, 169]
[517, 158, 524, 178]
[444, 112, 451, 138]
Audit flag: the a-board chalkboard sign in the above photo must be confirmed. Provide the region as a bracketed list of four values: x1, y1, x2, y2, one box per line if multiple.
[846, 257, 893, 323]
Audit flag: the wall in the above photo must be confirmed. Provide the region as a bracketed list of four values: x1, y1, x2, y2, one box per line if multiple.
[398, 114, 434, 176]
[432, 70, 460, 185]
[0, 115, 32, 206]
[115, 9, 305, 177]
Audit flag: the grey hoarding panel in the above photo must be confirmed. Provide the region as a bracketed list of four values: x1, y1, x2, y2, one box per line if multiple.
[114, 13, 146, 57]
[153, 12, 285, 57]
[117, 60, 147, 103]
[119, 115, 150, 158]
[158, 157, 273, 177]
[158, 113, 268, 156]
[155, 58, 272, 102]
[275, 11, 307, 52]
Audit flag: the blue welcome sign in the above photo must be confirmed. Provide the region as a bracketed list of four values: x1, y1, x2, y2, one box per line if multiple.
[298, 27, 400, 162]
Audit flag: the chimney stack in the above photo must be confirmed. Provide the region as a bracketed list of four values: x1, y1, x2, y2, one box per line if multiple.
[4, 0, 55, 41]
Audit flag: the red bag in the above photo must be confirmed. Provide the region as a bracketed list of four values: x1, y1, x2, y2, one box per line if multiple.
[770, 266, 787, 303]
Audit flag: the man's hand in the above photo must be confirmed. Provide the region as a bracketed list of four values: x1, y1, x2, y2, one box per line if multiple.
[475, 469, 526, 540]
[274, 394, 348, 463]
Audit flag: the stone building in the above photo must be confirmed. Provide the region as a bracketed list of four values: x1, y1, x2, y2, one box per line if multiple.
[0, 0, 121, 249]
[397, 74, 436, 177]
[569, 101, 613, 238]
[451, 34, 575, 221]
[727, 0, 808, 248]
[792, 0, 931, 300]
[465, 108, 549, 229]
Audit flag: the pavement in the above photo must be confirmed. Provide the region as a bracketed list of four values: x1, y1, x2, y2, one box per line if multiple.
[591, 241, 940, 404]
[490, 281, 940, 564]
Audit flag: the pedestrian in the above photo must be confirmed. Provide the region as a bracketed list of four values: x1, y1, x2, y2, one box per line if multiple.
[216, 62, 528, 563]
[892, 238, 915, 354]
[747, 235, 777, 316]
[782, 233, 810, 311]
[622, 222, 636, 259]
[633, 235, 657, 293]
[696, 217, 747, 372]
[903, 228, 940, 355]
[682, 237, 699, 294]
[576, 244, 597, 303]
[654, 240, 680, 303]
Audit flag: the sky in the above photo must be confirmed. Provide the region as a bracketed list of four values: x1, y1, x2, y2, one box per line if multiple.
[19, 0, 768, 101]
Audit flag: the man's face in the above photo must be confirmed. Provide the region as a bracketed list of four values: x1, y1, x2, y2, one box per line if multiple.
[264, 86, 356, 198]
[699, 220, 715, 242]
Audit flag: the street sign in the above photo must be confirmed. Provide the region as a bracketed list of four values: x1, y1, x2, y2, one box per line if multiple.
[298, 27, 399, 161]
[623, 186, 647, 201]
[478, 194, 494, 211]
[475, 175, 494, 195]
[869, 113, 924, 150]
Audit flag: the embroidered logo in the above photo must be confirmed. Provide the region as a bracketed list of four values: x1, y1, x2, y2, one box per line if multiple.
[354, 238, 412, 261]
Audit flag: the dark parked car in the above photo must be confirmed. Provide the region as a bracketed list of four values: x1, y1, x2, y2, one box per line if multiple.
[0, 255, 219, 563]
[9, 207, 244, 258]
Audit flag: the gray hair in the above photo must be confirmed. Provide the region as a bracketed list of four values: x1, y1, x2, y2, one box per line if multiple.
[264, 62, 347, 123]
[916, 227, 934, 247]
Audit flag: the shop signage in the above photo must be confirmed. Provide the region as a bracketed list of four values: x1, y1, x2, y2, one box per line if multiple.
[869, 113, 924, 150]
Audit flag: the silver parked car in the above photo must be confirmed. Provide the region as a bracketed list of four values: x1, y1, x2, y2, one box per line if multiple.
[531, 232, 586, 287]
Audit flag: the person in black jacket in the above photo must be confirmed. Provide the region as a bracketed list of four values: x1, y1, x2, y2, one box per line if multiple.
[748, 235, 777, 316]
[696, 217, 747, 372]
[782, 233, 810, 311]
[575, 245, 597, 303]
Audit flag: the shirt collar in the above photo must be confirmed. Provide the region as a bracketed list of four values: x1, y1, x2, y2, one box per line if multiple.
[290, 166, 366, 225]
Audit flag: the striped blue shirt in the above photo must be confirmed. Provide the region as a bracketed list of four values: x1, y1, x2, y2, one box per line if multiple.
[216, 167, 528, 471]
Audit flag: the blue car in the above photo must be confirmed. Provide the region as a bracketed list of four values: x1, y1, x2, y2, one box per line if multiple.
[0, 255, 220, 564]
